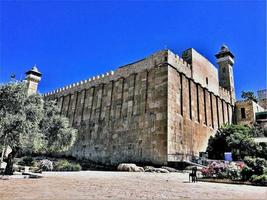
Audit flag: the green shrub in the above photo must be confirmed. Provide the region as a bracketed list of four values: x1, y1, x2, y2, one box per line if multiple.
[244, 156, 267, 175]
[217, 171, 228, 179]
[226, 168, 241, 180]
[18, 156, 36, 167]
[54, 160, 81, 171]
[243, 156, 267, 185]
[250, 174, 267, 185]
[254, 158, 266, 175]
[241, 166, 254, 181]
[206, 124, 267, 160]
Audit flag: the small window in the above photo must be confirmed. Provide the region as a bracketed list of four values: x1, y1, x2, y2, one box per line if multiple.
[241, 108, 246, 119]
[206, 77, 208, 85]
[222, 67, 226, 73]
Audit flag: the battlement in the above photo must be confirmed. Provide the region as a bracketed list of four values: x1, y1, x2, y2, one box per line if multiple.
[43, 50, 168, 98]
[167, 50, 192, 78]
[43, 70, 115, 97]
[44, 48, 234, 106]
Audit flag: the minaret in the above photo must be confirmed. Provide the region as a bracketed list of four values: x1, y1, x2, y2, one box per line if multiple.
[216, 45, 236, 104]
[25, 65, 42, 96]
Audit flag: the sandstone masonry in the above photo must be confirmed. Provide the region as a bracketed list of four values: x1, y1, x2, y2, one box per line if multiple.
[41, 46, 235, 165]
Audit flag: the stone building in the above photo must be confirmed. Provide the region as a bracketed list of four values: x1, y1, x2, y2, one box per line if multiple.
[36, 45, 235, 165]
[235, 100, 264, 127]
[235, 89, 267, 128]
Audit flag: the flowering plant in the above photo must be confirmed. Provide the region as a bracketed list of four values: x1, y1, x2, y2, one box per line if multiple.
[201, 160, 243, 180]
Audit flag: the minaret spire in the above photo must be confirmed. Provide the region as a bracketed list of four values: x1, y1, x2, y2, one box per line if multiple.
[25, 65, 42, 96]
[216, 45, 236, 104]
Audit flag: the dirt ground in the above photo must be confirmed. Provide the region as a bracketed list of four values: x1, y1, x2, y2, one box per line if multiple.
[0, 171, 266, 200]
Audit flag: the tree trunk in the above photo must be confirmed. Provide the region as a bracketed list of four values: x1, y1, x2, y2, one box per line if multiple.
[4, 148, 18, 175]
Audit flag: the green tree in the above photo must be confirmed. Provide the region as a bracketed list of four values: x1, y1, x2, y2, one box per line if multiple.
[241, 91, 258, 103]
[0, 82, 77, 175]
[206, 124, 263, 160]
[40, 100, 77, 153]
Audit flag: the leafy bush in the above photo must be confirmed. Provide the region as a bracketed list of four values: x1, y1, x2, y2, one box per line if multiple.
[226, 168, 241, 180]
[18, 156, 36, 167]
[54, 160, 81, 171]
[201, 167, 213, 177]
[206, 124, 265, 160]
[250, 174, 267, 185]
[200, 156, 267, 185]
[240, 156, 267, 183]
[201, 161, 226, 178]
[241, 166, 254, 181]
[201, 161, 243, 180]
[258, 143, 267, 159]
[254, 158, 266, 175]
[244, 156, 267, 175]
[217, 171, 228, 179]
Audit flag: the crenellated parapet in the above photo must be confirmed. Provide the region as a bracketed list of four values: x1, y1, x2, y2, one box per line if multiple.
[167, 50, 192, 78]
[43, 70, 115, 98]
[43, 50, 168, 98]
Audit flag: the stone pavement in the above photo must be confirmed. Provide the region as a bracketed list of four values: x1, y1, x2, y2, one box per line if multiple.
[0, 171, 266, 199]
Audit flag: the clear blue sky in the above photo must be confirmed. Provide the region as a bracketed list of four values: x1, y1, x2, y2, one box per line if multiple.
[0, 0, 266, 99]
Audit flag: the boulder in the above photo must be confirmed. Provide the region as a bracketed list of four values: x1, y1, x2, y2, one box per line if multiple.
[39, 159, 53, 171]
[155, 168, 169, 173]
[161, 166, 179, 172]
[185, 165, 203, 171]
[136, 166, 144, 172]
[117, 163, 144, 172]
[144, 166, 169, 173]
[144, 166, 156, 172]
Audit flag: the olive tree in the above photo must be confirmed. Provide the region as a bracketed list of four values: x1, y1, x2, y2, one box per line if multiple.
[0, 82, 77, 175]
[40, 100, 77, 153]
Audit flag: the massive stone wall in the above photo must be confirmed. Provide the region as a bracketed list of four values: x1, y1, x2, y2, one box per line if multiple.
[45, 51, 169, 165]
[167, 65, 234, 161]
[44, 48, 234, 165]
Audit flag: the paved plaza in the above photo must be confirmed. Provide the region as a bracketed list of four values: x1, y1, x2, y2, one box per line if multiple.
[0, 171, 266, 199]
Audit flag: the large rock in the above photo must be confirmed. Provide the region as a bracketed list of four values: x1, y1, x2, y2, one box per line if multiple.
[144, 166, 156, 172]
[155, 168, 169, 173]
[39, 159, 53, 171]
[117, 163, 144, 172]
[161, 166, 179, 172]
[144, 166, 169, 173]
[185, 165, 203, 171]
